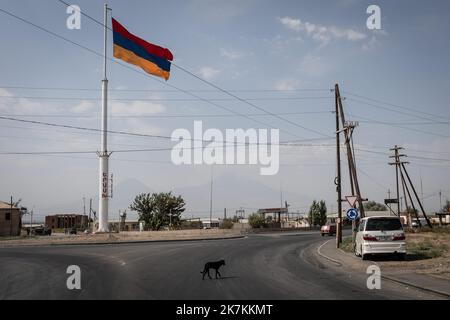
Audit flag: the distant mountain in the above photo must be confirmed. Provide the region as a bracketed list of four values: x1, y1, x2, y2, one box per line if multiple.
[173, 173, 310, 218]
[35, 175, 310, 221]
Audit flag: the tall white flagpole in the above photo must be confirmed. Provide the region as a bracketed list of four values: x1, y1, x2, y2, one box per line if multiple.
[97, 3, 109, 232]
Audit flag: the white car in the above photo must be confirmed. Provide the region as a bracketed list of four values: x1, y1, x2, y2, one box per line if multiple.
[354, 216, 406, 260]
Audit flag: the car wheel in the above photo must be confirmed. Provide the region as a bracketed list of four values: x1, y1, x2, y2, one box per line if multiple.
[321, 233, 324, 237]
[353, 243, 359, 257]
[360, 246, 368, 260]
[397, 253, 406, 261]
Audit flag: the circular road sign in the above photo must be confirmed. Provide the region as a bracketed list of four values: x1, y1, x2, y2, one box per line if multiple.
[346, 208, 359, 221]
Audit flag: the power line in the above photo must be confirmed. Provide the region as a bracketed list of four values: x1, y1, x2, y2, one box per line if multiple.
[0, 95, 333, 102]
[54, 0, 334, 139]
[0, 115, 333, 151]
[3, 114, 450, 162]
[343, 91, 450, 122]
[0, 6, 304, 140]
[346, 97, 449, 124]
[0, 111, 332, 119]
[348, 113, 450, 139]
[0, 85, 330, 93]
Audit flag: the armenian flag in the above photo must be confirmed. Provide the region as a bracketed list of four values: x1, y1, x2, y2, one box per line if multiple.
[112, 18, 173, 80]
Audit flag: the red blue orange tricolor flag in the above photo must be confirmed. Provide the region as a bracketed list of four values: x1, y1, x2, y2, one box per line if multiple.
[112, 18, 173, 80]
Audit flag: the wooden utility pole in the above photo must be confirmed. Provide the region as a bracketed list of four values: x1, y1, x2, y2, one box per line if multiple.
[400, 169, 420, 225]
[401, 162, 433, 228]
[389, 146, 433, 228]
[336, 86, 365, 218]
[335, 84, 342, 247]
[9, 196, 13, 236]
[389, 146, 404, 215]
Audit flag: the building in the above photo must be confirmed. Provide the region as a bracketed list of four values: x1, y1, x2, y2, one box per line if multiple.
[108, 219, 140, 232]
[257, 208, 288, 223]
[201, 218, 220, 229]
[45, 214, 89, 230]
[0, 201, 21, 236]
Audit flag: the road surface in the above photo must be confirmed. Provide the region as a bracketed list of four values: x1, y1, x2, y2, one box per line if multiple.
[0, 231, 440, 299]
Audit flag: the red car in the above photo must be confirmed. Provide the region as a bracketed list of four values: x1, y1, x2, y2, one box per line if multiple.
[320, 224, 336, 236]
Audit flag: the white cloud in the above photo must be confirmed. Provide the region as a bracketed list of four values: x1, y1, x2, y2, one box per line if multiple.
[278, 16, 367, 46]
[71, 100, 95, 113]
[279, 17, 301, 32]
[220, 48, 244, 60]
[275, 79, 299, 91]
[0, 89, 58, 115]
[111, 101, 166, 116]
[0, 88, 13, 97]
[122, 118, 162, 135]
[198, 67, 221, 80]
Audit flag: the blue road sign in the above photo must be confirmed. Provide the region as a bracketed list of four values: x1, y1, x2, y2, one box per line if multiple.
[346, 208, 359, 221]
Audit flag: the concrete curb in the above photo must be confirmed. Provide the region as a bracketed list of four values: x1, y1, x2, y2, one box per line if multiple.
[316, 240, 342, 266]
[314, 238, 450, 299]
[0, 234, 246, 248]
[381, 275, 450, 299]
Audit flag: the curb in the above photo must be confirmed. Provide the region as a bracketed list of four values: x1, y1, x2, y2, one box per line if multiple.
[315, 238, 450, 299]
[0, 234, 246, 248]
[381, 275, 450, 299]
[316, 240, 342, 266]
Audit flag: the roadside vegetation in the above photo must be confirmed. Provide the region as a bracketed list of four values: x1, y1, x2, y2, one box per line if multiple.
[248, 213, 267, 228]
[340, 237, 354, 253]
[406, 228, 450, 259]
[219, 219, 234, 229]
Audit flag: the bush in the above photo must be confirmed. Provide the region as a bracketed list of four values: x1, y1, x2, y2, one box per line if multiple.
[220, 219, 234, 229]
[248, 213, 267, 229]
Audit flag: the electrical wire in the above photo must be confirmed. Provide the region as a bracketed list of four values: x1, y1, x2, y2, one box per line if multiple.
[53, 0, 334, 139]
[0, 6, 305, 140]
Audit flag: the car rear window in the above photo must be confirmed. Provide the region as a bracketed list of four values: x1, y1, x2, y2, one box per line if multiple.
[365, 218, 402, 231]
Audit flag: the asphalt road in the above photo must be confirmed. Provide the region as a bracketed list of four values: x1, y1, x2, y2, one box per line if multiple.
[0, 231, 440, 300]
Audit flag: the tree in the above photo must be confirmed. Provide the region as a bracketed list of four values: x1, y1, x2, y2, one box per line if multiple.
[364, 201, 387, 211]
[308, 200, 327, 227]
[248, 213, 267, 228]
[129, 192, 185, 231]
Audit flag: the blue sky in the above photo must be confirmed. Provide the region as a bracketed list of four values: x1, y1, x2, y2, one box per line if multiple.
[0, 0, 449, 220]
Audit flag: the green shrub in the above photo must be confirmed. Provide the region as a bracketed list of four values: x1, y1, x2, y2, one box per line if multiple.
[248, 213, 267, 229]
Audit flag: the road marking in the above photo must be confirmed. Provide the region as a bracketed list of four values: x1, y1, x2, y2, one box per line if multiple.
[317, 240, 342, 266]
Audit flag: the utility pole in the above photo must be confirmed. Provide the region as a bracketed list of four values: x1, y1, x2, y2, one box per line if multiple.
[401, 162, 433, 228]
[224, 208, 227, 220]
[97, 3, 111, 233]
[389, 146, 405, 216]
[335, 84, 342, 247]
[337, 89, 365, 218]
[29, 207, 33, 236]
[400, 169, 420, 226]
[209, 166, 213, 227]
[9, 196, 13, 236]
[389, 146, 432, 228]
[83, 197, 86, 229]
